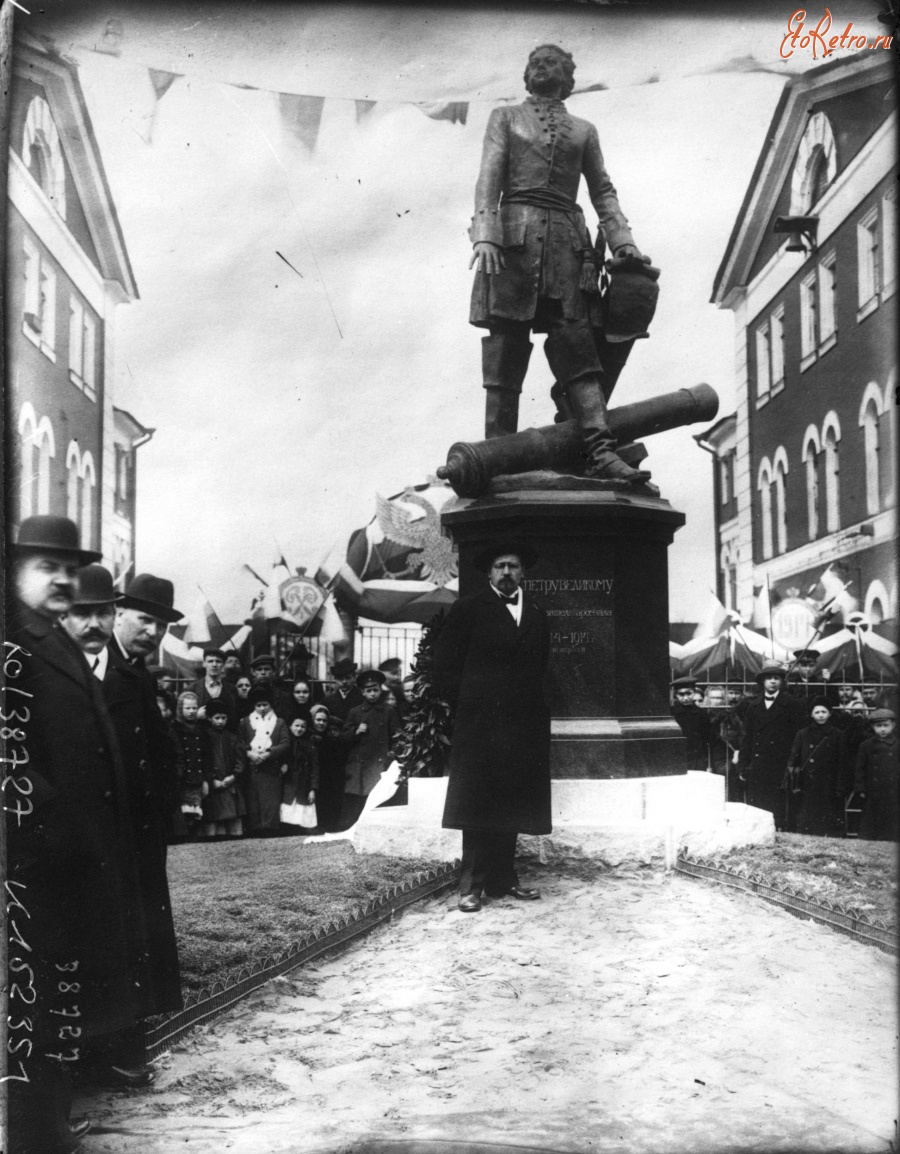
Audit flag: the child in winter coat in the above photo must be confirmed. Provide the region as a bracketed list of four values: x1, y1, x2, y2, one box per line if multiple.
[855, 708, 898, 841]
[202, 702, 246, 838]
[172, 691, 211, 838]
[280, 716, 320, 832]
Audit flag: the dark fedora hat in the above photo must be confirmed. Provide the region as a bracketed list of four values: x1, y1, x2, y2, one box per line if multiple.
[121, 573, 183, 623]
[71, 565, 124, 607]
[331, 658, 358, 678]
[473, 538, 539, 573]
[12, 515, 102, 565]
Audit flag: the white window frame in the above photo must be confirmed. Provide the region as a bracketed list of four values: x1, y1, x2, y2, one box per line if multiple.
[882, 189, 896, 301]
[817, 252, 837, 353]
[21, 236, 57, 361]
[857, 206, 880, 320]
[822, 414, 841, 534]
[770, 307, 785, 393]
[772, 447, 789, 556]
[757, 458, 774, 561]
[720, 455, 730, 506]
[800, 272, 817, 369]
[68, 295, 98, 401]
[755, 323, 771, 404]
[801, 425, 821, 543]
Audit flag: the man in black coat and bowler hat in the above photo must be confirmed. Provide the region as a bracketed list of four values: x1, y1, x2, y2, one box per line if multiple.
[101, 572, 186, 1083]
[324, 657, 364, 721]
[434, 540, 551, 912]
[738, 662, 808, 830]
[5, 517, 147, 1151]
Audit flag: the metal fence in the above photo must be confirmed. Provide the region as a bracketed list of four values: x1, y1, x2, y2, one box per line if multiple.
[355, 622, 423, 676]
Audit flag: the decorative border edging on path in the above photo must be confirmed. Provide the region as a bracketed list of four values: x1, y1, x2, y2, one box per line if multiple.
[144, 861, 461, 1061]
[675, 853, 898, 958]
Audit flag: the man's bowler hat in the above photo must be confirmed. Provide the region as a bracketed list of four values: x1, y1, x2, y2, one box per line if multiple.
[71, 565, 124, 607]
[121, 573, 183, 623]
[331, 658, 358, 678]
[755, 662, 787, 685]
[12, 515, 102, 565]
[473, 538, 539, 573]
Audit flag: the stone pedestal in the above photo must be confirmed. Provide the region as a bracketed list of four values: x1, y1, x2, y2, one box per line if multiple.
[441, 488, 687, 779]
[351, 776, 775, 866]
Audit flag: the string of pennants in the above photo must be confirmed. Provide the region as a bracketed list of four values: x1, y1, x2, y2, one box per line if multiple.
[88, 17, 801, 153]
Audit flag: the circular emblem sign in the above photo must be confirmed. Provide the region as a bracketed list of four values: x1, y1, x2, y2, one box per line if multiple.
[770, 597, 817, 651]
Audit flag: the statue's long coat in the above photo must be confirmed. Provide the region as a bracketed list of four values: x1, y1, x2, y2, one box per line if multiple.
[434, 590, 551, 834]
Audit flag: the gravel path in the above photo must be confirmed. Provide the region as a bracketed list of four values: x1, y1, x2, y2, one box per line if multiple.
[79, 868, 896, 1153]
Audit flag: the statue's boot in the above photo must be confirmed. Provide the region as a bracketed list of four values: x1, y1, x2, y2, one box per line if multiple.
[566, 377, 652, 484]
[482, 332, 532, 439]
[543, 322, 650, 484]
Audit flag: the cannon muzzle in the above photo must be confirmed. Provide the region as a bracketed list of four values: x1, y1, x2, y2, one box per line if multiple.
[437, 383, 719, 498]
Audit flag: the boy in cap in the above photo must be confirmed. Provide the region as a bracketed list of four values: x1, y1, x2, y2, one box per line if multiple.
[854, 709, 898, 841]
[189, 646, 238, 726]
[324, 657, 364, 721]
[249, 653, 293, 719]
[670, 676, 711, 771]
[339, 669, 402, 828]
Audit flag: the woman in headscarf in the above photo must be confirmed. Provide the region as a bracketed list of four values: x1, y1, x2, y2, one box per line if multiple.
[288, 678, 314, 728]
[234, 674, 254, 721]
[309, 704, 346, 832]
[238, 687, 291, 835]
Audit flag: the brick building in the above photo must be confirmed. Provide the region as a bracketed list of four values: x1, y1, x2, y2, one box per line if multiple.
[701, 53, 896, 651]
[5, 33, 150, 582]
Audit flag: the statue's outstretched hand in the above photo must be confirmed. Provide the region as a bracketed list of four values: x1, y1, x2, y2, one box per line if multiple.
[470, 242, 506, 274]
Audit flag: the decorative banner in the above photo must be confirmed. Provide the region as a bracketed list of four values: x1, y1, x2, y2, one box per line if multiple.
[278, 92, 326, 151]
[148, 67, 180, 101]
[279, 574, 327, 629]
[355, 99, 377, 123]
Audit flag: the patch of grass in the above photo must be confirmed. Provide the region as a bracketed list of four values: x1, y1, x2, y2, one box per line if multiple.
[168, 840, 442, 994]
[717, 834, 897, 928]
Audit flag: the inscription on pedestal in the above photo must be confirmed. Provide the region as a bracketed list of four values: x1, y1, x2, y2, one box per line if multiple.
[522, 555, 615, 718]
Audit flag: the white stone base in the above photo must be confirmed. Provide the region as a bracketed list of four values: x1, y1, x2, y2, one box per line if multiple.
[350, 773, 774, 868]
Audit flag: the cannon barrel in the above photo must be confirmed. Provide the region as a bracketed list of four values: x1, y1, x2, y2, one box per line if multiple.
[437, 383, 719, 498]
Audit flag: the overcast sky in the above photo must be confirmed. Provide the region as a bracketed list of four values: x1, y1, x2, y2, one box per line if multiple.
[24, 1, 887, 623]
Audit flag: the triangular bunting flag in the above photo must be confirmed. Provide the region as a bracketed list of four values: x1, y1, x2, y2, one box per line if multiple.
[416, 101, 468, 125]
[278, 92, 326, 152]
[355, 99, 377, 123]
[149, 68, 181, 102]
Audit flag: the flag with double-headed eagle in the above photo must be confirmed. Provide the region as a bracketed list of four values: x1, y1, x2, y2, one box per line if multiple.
[316, 478, 458, 625]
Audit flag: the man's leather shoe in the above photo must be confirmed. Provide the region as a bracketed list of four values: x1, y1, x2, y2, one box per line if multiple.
[108, 1062, 156, 1087]
[458, 893, 482, 912]
[506, 885, 541, 900]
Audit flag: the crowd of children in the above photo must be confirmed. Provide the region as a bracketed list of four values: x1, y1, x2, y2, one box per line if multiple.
[152, 650, 405, 840]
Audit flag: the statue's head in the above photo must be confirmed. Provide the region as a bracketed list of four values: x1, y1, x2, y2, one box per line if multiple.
[524, 44, 576, 99]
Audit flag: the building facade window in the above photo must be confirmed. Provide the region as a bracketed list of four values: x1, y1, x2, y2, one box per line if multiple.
[772, 448, 789, 555]
[802, 426, 821, 542]
[818, 253, 837, 349]
[757, 458, 774, 561]
[65, 440, 96, 546]
[755, 323, 771, 399]
[882, 189, 896, 299]
[822, 414, 841, 533]
[18, 404, 55, 519]
[23, 95, 67, 218]
[857, 206, 880, 317]
[22, 236, 57, 361]
[800, 272, 817, 365]
[790, 112, 837, 215]
[859, 384, 885, 517]
[66, 441, 81, 524]
[68, 296, 98, 400]
[770, 307, 785, 390]
[720, 456, 730, 505]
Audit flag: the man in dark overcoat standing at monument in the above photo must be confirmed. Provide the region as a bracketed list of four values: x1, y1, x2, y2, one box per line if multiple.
[671, 676, 711, 771]
[434, 540, 551, 912]
[5, 517, 149, 1151]
[103, 572, 186, 1082]
[738, 662, 807, 830]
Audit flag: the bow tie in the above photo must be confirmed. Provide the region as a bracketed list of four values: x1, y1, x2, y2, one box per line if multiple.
[500, 594, 518, 605]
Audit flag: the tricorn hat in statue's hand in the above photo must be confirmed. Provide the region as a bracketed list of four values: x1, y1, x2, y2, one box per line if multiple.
[12, 515, 102, 565]
[473, 538, 539, 573]
[72, 564, 125, 607]
[122, 573, 183, 623]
